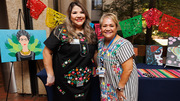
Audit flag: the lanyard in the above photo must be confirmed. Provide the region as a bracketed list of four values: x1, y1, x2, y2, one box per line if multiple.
[100, 35, 116, 67]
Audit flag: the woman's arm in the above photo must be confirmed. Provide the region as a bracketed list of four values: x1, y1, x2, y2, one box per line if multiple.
[117, 56, 133, 100]
[92, 50, 98, 77]
[119, 56, 133, 88]
[43, 46, 55, 86]
[93, 50, 98, 66]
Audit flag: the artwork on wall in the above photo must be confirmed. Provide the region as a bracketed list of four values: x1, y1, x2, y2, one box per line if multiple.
[146, 45, 163, 66]
[166, 37, 180, 67]
[0, 29, 46, 63]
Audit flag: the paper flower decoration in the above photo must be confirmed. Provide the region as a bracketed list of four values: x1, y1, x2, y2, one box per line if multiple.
[119, 15, 142, 38]
[45, 7, 66, 28]
[158, 14, 180, 37]
[26, 0, 47, 20]
[142, 8, 162, 28]
[90, 23, 94, 29]
[94, 23, 103, 40]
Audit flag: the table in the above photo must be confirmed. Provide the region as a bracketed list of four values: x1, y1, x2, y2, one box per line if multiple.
[37, 63, 180, 101]
[137, 63, 180, 101]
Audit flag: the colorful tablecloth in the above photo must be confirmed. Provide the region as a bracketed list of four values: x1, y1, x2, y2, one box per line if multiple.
[138, 69, 180, 78]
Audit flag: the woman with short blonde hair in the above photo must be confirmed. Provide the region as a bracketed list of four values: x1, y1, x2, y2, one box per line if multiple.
[97, 13, 138, 101]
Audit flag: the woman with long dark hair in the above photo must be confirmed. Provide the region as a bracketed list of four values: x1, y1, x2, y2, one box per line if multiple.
[43, 1, 97, 101]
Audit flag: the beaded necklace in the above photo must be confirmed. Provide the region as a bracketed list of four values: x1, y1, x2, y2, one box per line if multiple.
[20, 50, 31, 55]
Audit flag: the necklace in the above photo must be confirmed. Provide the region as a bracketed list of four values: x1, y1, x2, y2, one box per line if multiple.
[78, 32, 87, 42]
[20, 50, 31, 55]
[79, 32, 88, 57]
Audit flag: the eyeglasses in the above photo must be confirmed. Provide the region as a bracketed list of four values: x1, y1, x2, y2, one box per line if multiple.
[20, 38, 28, 41]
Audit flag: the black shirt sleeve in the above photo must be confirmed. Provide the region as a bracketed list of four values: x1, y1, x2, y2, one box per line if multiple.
[44, 25, 64, 51]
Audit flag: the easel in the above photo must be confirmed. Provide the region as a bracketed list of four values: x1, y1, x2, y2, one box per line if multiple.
[6, 9, 25, 101]
[5, 62, 14, 101]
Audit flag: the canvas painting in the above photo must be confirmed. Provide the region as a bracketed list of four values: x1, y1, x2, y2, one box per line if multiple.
[146, 45, 163, 65]
[166, 37, 180, 67]
[0, 29, 46, 63]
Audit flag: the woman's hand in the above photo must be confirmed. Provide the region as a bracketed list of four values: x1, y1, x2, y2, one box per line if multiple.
[116, 90, 127, 101]
[117, 57, 133, 100]
[45, 74, 55, 86]
[43, 46, 55, 86]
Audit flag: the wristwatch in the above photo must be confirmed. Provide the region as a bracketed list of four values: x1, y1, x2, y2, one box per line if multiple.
[117, 87, 125, 91]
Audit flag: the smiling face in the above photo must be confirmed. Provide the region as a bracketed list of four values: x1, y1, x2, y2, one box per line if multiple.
[19, 35, 29, 47]
[154, 48, 163, 65]
[70, 5, 85, 28]
[101, 17, 117, 41]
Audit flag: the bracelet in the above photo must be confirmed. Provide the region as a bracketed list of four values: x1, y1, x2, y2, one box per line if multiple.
[117, 87, 125, 91]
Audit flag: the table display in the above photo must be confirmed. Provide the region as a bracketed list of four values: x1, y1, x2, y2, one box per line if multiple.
[137, 63, 180, 101]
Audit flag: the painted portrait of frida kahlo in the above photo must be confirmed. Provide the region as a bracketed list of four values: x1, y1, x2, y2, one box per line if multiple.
[0, 29, 46, 63]
[15, 30, 35, 61]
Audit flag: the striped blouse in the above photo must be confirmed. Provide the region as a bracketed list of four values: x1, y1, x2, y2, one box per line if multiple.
[97, 37, 138, 101]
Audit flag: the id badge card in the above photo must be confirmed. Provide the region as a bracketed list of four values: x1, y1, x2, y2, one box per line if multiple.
[76, 81, 84, 87]
[70, 39, 80, 44]
[96, 66, 105, 77]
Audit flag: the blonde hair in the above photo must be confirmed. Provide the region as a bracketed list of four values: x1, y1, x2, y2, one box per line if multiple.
[99, 13, 119, 28]
[64, 1, 96, 44]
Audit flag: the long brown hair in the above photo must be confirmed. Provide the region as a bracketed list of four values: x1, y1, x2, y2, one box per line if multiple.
[64, 1, 96, 44]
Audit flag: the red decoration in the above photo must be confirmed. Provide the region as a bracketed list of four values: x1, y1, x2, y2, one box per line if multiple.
[94, 23, 104, 40]
[151, 46, 159, 52]
[26, 0, 47, 20]
[142, 8, 162, 28]
[158, 14, 180, 37]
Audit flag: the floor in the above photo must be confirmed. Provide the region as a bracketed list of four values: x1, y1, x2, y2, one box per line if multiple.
[0, 66, 48, 101]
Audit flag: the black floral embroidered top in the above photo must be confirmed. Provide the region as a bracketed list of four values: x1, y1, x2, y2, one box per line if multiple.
[44, 24, 97, 101]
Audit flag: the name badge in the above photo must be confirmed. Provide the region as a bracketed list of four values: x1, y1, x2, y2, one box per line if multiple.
[96, 67, 105, 77]
[76, 81, 84, 87]
[70, 39, 80, 44]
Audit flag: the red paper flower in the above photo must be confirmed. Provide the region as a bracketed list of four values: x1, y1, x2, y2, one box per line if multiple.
[158, 14, 180, 37]
[95, 23, 104, 40]
[26, 0, 47, 20]
[142, 8, 162, 28]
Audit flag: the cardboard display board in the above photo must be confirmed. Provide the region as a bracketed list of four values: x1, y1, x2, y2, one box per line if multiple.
[146, 45, 163, 66]
[166, 37, 180, 67]
[0, 29, 46, 63]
